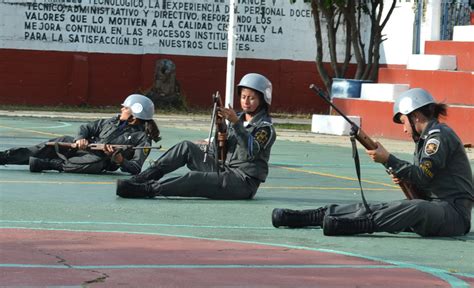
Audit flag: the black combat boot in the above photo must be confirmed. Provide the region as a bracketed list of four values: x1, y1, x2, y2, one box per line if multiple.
[131, 165, 164, 183]
[116, 179, 157, 198]
[272, 207, 326, 228]
[323, 215, 375, 236]
[0, 151, 8, 165]
[29, 157, 64, 172]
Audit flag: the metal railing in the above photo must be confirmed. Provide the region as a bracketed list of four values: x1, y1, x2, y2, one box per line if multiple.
[440, 0, 472, 40]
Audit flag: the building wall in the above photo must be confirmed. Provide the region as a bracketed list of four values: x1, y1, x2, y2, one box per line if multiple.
[0, 0, 418, 112]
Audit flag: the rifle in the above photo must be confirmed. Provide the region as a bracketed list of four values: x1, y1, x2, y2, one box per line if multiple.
[46, 142, 161, 151]
[203, 91, 227, 169]
[309, 84, 424, 200]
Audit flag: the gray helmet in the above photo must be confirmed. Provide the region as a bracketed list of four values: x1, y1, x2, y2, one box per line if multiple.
[237, 73, 272, 105]
[121, 94, 155, 120]
[393, 88, 435, 123]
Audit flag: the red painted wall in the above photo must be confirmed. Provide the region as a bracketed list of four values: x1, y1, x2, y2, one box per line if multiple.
[333, 98, 474, 143]
[425, 41, 474, 72]
[0, 49, 331, 114]
[378, 68, 474, 105]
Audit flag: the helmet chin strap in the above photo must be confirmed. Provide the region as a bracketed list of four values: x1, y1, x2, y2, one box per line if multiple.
[126, 115, 139, 125]
[408, 114, 420, 142]
[245, 105, 262, 117]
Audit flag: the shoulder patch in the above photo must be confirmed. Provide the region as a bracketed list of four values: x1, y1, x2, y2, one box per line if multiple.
[419, 160, 434, 178]
[424, 138, 440, 155]
[254, 127, 271, 147]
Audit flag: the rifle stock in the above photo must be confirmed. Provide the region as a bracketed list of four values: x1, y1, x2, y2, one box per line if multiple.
[309, 84, 424, 200]
[46, 142, 160, 151]
[214, 92, 228, 163]
[203, 91, 227, 167]
[353, 127, 377, 150]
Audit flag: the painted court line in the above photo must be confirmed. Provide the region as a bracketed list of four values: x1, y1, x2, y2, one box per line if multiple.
[28, 122, 72, 129]
[0, 220, 274, 230]
[0, 179, 397, 191]
[0, 124, 63, 137]
[0, 227, 471, 288]
[274, 165, 397, 188]
[0, 180, 115, 185]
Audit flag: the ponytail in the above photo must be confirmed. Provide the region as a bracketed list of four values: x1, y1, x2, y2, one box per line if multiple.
[418, 103, 448, 120]
[145, 120, 161, 142]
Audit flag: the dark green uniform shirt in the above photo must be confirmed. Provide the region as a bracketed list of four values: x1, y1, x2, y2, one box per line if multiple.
[225, 109, 276, 182]
[384, 120, 473, 201]
[74, 115, 151, 174]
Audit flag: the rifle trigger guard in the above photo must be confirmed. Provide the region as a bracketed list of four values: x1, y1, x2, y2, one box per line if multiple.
[112, 147, 124, 157]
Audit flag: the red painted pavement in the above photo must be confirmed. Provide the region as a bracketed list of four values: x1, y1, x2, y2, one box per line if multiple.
[0, 228, 470, 287]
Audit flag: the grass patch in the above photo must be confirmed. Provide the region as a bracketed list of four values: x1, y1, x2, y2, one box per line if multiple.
[0, 104, 208, 115]
[274, 123, 311, 131]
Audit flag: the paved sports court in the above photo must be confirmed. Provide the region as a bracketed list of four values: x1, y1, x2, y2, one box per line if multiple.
[0, 114, 473, 287]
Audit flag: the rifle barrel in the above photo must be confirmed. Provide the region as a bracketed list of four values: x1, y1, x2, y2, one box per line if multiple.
[204, 92, 220, 163]
[309, 84, 358, 127]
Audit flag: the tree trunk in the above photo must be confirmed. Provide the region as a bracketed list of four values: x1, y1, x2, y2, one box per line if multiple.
[307, 0, 397, 89]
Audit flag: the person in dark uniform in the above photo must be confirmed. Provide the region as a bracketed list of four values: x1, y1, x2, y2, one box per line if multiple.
[0, 94, 160, 175]
[116, 73, 276, 200]
[272, 88, 473, 237]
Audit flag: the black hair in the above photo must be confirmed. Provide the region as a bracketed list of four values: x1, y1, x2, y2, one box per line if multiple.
[144, 120, 161, 142]
[257, 91, 270, 114]
[417, 103, 448, 120]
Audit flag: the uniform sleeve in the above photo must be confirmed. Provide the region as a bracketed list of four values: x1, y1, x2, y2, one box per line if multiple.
[119, 135, 152, 175]
[75, 119, 107, 141]
[384, 132, 447, 188]
[231, 121, 276, 159]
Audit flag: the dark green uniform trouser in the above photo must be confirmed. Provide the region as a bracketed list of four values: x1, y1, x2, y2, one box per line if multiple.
[148, 141, 260, 200]
[2, 136, 109, 174]
[326, 198, 471, 236]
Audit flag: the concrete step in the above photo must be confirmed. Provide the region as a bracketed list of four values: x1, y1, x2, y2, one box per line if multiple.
[311, 114, 360, 136]
[360, 83, 409, 102]
[425, 41, 474, 71]
[332, 98, 474, 143]
[378, 68, 474, 105]
[453, 25, 474, 42]
[406, 54, 456, 71]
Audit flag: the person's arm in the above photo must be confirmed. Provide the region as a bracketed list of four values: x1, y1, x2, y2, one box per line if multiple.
[74, 118, 109, 143]
[219, 107, 276, 159]
[232, 121, 276, 159]
[384, 133, 447, 187]
[115, 135, 152, 175]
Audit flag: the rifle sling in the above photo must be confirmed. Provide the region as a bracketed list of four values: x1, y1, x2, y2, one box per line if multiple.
[350, 134, 372, 214]
[53, 142, 69, 164]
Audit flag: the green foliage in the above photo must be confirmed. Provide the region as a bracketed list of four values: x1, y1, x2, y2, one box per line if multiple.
[274, 123, 311, 131]
[289, 0, 311, 4]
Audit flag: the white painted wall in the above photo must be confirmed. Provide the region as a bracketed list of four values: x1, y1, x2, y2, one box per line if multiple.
[0, 0, 445, 65]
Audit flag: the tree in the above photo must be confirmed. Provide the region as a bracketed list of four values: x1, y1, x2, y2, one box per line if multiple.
[292, 0, 397, 93]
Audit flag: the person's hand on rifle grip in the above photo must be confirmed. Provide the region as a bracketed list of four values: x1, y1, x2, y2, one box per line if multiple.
[389, 173, 402, 185]
[103, 144, 115, 156]
[218, 105, 238, 124]
[366, 141, 390, 164]
[75, 139, 89, 150]
[104, 144, 124, 164]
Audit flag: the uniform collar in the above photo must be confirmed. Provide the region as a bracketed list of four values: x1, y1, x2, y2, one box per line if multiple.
[419, 119, 439, 140]
[238, 109, 269, 126]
